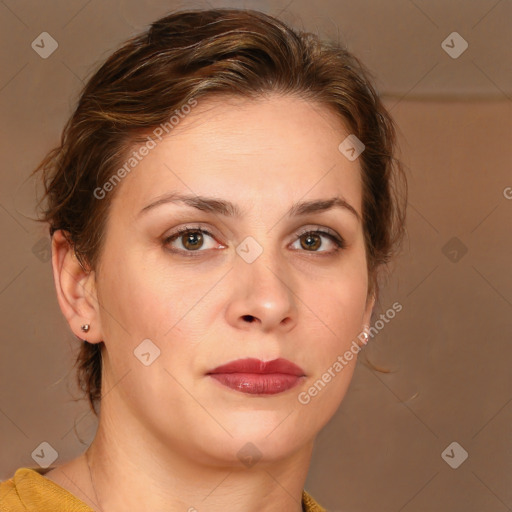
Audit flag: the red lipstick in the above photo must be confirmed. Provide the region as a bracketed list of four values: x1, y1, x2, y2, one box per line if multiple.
[207, 358, 306, 395]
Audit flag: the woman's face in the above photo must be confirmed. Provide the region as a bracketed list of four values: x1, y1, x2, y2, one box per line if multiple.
[92, 94, 374, 465]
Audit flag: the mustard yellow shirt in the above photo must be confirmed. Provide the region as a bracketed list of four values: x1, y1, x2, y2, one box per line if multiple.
[1, 467, 326, 512]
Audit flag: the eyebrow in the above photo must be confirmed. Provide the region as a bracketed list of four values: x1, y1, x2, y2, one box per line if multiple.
[138, 193, 360, 221]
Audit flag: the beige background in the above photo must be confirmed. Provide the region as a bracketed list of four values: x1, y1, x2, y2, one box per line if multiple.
[1, 1, 511, 511]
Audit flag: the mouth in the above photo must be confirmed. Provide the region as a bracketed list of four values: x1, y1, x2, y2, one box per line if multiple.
[206, 357, 306, 396]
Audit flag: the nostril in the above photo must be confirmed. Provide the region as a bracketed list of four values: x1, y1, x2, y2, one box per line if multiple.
[242, 315, 255, 323]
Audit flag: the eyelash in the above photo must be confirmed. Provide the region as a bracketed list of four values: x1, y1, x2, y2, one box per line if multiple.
[163, 225, 346, 257]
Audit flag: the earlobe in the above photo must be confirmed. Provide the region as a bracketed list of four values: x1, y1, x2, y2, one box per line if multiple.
[51, 230, 102, 344]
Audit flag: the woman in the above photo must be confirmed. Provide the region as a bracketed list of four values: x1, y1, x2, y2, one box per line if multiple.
[0, 7, 406, 512]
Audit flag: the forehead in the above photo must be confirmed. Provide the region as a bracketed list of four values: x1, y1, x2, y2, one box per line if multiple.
[110, 94, 363, 218]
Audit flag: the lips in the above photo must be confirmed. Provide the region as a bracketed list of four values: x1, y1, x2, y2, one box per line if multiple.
[207, 357, 306, 395]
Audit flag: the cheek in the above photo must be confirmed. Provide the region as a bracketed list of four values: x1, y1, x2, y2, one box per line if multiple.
[311, 290, 366, 368]
[305, 256, 369, 341]
[299, 267, 368, 416]
[96, 249, 218, 350]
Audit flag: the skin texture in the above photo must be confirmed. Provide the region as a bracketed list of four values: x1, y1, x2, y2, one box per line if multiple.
[47, 94, 375, 512]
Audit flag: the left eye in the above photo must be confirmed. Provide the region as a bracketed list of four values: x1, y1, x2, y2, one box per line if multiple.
[290, 230, 345, 253]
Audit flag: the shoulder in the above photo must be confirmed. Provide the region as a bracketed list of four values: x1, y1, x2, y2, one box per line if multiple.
[1, 467, 31, 511]
[0, 467, 93, 512]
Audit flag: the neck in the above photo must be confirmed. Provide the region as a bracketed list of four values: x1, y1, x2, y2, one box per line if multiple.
[84, 404, 314, 512]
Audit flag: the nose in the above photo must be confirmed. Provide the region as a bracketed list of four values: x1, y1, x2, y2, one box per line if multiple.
[225, 250, 298, 333]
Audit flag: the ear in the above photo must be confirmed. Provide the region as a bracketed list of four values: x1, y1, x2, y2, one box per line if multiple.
[51, 230, 102, 343]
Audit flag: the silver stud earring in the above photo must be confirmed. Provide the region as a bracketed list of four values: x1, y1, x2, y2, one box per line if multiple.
[81, 324, 90, 333]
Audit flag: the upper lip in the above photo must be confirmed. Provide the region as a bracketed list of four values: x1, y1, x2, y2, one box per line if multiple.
[207, 357, 305, 376]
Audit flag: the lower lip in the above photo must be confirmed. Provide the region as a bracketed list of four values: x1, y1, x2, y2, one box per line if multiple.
[208, 373, 304, 395]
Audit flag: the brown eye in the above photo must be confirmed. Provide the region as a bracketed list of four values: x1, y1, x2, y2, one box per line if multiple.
[300, 233, 321, 251]
[164, 226, 222, 255]
[291, 229, 345, 254]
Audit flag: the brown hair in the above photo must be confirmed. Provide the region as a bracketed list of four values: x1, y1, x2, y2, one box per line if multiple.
[34, 8, 407, 415]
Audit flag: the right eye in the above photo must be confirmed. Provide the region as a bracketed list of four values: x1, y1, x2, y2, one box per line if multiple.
[163, 226, 224, 255]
